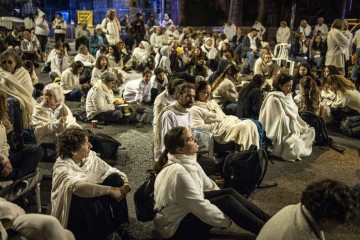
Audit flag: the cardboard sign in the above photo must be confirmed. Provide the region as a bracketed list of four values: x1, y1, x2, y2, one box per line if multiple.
[77, 10, 93, 27]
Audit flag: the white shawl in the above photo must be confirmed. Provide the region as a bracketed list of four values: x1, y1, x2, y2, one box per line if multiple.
[132, 41, 150, 64]
[51, 151, 126, 227]
[0, 68, 36, 129]
[259, 91, 315, 161]
[0, 198, 25, 240]
[154, 153, 208, 209]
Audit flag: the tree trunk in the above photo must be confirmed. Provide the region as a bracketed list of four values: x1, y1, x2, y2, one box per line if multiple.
[257, 0, 265, 23]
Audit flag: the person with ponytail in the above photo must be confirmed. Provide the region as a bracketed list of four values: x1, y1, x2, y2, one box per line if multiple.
[153, 126, 270, 239]
[236, 74, 266, 119]
[211, 63, 241, 115]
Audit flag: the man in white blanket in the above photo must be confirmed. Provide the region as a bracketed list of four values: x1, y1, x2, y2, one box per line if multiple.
[51, 128, 130, 240]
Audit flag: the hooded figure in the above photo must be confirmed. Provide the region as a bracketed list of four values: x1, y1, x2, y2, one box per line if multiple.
[101, 9, 121, 45]
[155, 46, 171, 73]
[132, 41, 151, 64]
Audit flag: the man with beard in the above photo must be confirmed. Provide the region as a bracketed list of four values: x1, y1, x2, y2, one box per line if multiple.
[154, 83, 195, 160]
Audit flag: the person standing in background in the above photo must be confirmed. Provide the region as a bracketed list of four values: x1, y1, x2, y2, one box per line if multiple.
[53, 13, 67, 43]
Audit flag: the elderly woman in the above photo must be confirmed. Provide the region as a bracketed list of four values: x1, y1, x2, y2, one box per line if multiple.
[211, 64, 240, 115]
[74, 45, 96, 68]
[132, 41, 151, 71]
[191, 81, 260, 150]
[51, 128, 130, 240]
[150, 27, 167, 53]
[0, 50, 36, 150]
[86, 72, 126, 124]
[153, 127, 270, 239]
[259, 73, 315, 161]
[0, 93, 42, 185]
[276, 21, 291, 44]
[32, 83, 80, 151]
[60, 61, 88, 101]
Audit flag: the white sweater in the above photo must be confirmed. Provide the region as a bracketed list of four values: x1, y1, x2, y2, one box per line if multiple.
[154, 154, 231, 238]
[332, 89, 360, 113]
[86, 83, 115, 119]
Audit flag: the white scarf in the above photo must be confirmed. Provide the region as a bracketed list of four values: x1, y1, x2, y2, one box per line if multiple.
[154, 153, 202, 209]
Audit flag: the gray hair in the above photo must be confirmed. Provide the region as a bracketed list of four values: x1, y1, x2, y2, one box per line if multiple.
[43, 83, 64, 104]
[101, 71, 117, 83]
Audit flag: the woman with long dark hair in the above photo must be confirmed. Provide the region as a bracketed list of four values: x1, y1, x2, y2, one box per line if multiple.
[191, 80, 260, 150]
[292, 62, 318, 95]
[259, 73, 315, 161]
[153, 126, 270, 239]
[211, 64, 241, 115]
[294, 76, 320, 114]
[237, 74, 265, 119]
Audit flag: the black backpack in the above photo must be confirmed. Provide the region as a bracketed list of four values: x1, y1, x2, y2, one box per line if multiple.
[222, 145, 274, 198]
[340, 115, 360, 138]
[299, 111, 345, 153]
[134, 164, 175, 222]
[87, 131, 121, 159]
[134, 170, 157, 222]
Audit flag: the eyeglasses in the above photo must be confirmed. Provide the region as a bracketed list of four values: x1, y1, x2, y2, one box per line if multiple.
[1, 60, 14, 65]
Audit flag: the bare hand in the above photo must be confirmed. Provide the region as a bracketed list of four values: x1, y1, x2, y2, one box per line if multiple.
[59, 116, 67, 123]
[2, 161, 13, 177]
[110, 187, 123, 201]
[2, 119, 13, 130]
[120, 184, 131, 197]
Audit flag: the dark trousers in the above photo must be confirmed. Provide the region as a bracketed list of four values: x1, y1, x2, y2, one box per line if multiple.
[7, 97, 23, 135]
[64, 89, 86, 101]
[93, 110, 123, 124]
[0, 146, 43, 181]
[67, 173, 129, 240]
[35, 34, 48, 53]
[55, 33, 66, 43]
[169, 188, 270, 240]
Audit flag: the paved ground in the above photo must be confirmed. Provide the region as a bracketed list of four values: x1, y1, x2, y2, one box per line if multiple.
[28, 42, 360, 239]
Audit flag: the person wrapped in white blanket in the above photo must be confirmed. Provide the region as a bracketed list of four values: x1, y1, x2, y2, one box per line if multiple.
[259, 73, 315, 161]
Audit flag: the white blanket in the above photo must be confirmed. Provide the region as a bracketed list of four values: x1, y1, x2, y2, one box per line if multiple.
[51, 151, 126, 227]
[259, 91, 315, 161]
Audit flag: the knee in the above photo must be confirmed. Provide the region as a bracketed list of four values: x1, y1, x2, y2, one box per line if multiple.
[7, 97, 20, 107]
[103, 173, 124, 187]
[114, 110, 123, 120]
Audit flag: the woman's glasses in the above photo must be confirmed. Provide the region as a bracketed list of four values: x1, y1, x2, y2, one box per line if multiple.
[1, 60, 14, 65]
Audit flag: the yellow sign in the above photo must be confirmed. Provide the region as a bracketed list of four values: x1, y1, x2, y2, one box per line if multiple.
[77, 10, 93, 27]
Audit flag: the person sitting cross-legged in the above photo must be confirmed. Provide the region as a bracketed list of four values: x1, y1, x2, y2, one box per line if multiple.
[51, 128, 130, 240]
[86, 72, 128, 124]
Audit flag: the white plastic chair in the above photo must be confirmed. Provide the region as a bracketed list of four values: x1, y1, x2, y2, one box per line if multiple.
[272, 43, 295, 75]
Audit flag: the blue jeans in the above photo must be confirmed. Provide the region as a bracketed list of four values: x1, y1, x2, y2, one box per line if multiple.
[36, 34, 48, 53]
[223, 103, 237, 116]
[7, 97, 23, 135]
[314, 57, 324, 70]
[65, 88, 85, 101]
[351, 65, 359, 83]
[0, 146, 43, 181]
[246, 51, 261, 71]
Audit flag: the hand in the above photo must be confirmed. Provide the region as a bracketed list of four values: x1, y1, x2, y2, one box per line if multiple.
[113, 99, 121, 105]
[120, 184, 131, 197]
[81, 83, 89, 89]
[136, 101, 143, 106]
[59, 116, 67, 123]
[2, 161, 13, 177]
[110, 187, 123, 201]
[2, 119, 13, 130]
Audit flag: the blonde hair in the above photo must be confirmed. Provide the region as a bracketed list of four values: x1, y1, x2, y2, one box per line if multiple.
[325, 75, 355, 93]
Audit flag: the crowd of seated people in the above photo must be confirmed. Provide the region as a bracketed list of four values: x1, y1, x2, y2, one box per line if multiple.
[0, 11, 360, 240]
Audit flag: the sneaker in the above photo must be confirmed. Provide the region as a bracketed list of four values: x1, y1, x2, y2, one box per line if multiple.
[0, 180, 14, 189]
